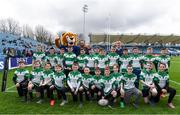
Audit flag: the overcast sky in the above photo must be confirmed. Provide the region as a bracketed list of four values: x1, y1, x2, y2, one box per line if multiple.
[0, 0, 180, 36]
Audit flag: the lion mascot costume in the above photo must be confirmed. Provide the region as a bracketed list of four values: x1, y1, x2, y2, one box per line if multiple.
[55, 32, 80, 55]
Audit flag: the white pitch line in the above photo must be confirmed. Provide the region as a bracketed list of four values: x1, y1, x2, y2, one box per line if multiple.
[170, 80, 180, 85]
[5, 90, 16, 93]
[6, 85, 16, 91]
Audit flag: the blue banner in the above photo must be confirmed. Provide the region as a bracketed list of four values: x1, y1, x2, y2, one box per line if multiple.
[0, 56, 5, 71]
[9, 57, 32, 69]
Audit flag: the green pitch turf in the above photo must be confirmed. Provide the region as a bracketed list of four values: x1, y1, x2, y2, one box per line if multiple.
[0, 57, 180, 114]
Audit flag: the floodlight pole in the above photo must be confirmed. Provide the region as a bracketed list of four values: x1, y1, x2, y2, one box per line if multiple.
[82, 4, 88, 40]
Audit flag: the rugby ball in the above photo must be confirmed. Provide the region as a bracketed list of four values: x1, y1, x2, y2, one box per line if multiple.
[98, 99, 108, 106]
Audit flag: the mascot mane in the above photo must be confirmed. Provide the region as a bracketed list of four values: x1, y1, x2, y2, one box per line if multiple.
[55, 32, 78, 48]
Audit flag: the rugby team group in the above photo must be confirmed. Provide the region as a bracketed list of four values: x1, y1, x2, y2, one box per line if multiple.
[13, 41, 176, 109]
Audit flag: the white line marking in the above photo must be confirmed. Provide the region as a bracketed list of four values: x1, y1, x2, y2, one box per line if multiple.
[6, 85, 16, 90]
[170, 80, 180, 85]
[5, 90, 16, 93]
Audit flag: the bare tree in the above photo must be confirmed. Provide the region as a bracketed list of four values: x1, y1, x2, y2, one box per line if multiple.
[35, 25, 51, 43]
[22, 24, 34, 38]
[0, 18, 21, 35]
[0, 19, 8, 33]
[6, 18, 21, 35]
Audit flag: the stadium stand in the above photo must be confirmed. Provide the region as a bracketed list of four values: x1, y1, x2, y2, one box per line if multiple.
[89, 34, 180, 55]
[0, 33, 47, 56]
[89, 34, 180, 44]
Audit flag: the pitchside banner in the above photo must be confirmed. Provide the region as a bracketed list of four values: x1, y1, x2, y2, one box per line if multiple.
[9, 57, 32, 70]
[0, 56, 5, 71]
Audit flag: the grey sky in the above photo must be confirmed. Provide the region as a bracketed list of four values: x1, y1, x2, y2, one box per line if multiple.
[0, 0, 180, 36]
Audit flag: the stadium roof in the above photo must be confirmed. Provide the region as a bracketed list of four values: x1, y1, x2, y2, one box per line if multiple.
[89, 34, 180, 44]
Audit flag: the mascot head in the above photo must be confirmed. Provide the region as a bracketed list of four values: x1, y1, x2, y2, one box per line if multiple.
[55, 32, 78, 47]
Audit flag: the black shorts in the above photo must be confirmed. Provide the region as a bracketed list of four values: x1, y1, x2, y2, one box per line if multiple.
[31, 83, 41, 92]
[104, 90, 115, 99]
[92, 86, 102, 93]
[116, 88, 121, 97]
[20, 80, 29, 89]
[142, 88, 150, 97]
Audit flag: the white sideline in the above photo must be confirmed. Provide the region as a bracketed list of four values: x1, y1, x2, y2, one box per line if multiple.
[6, 85, 16, 90]
[170, 80, 180, 85]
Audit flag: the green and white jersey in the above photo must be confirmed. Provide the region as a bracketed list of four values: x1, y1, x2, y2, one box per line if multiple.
[77, 54, 88, 69]
[82, 74, 93, 89]
[156, 55, 170, 69]
[100, 75, 116, 95]
[107, 52, 119, 68]
[67, 70, 82, 88]
[142, 54, 156, 64]
[86, 54, 96, 70]
[41, 70, 54, 86]
[14, 69, 29, 83]
[33, 52, 45, 62]
[119, 55, 132, 73]
[154, 71, 169, 88]
[122, 73, 137, 90]
[55, 54, 64, 67]
[92, 75, 103, 89]
[30, 68, 44, 85]
[44, 54, 56, 67]
[140, 69, 155, 89]
[93, 53, 99, 59]
[131, 54, 143, 69]
[53, 71, 66, 89]
[111, 72, 123, 88]
[64, 52, 76, 68]
[95, 55, 109, 69]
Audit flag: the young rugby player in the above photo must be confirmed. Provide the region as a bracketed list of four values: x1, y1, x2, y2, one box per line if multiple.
[55, 47, 65, 68]
[13, 59, 29, 102]
[142, 47, 156, 68]
[28, 60, 44, 101]
[140, 62, 157, 105]
[86, 48, 96, 75]
[111, 64, 125, 108]
[95, 48, 109, 74]
[91, 67, 103, 101]
[49, 64, 67, 106]
[77, 48, 88, 73]
[44, 47, 56, 68]
[131, 47, 143, 88]
[142, 47, 155, 62]
[93, 46, 100, 59]
[121, 65, 141, 108]
[67, 63, 83, 107]
[81, 67, 93, 101]
[156, 48, 170, 73]
[107, 46, 119, 72]
[37, 62, 54, 104]
[153, 63, 176, 108]
[100, 67, 117, 107]
[119, 48, 132, 74]
[64, 46, 76, 77]
[32, 44, 45, 65]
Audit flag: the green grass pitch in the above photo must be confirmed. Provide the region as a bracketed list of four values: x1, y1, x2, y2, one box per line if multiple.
[0, 57, 180, 114]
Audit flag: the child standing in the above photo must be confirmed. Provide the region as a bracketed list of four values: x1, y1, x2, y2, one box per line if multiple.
[13, 59, 29, 102]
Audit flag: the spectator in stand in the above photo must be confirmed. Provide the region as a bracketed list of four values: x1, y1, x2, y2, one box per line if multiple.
[16, 49, 23, 58]
[3, 48, 7, 55]
[115, 41, 123, 56]
[26, 50, 33, 57]
[86, 44, 91, 55]
[79, 40, 88, 55]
